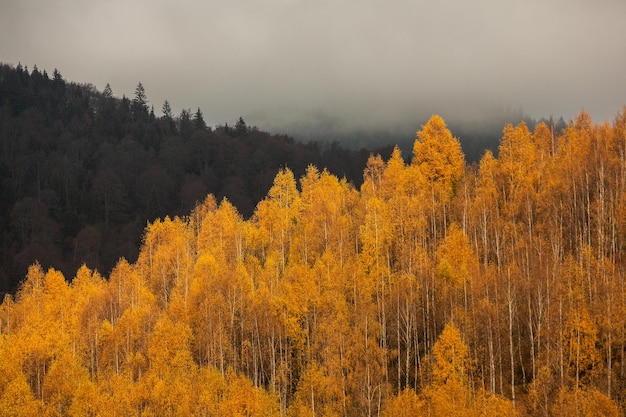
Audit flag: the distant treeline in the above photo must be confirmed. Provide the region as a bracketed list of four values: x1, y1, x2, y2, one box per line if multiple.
[0, 63, 393, 293]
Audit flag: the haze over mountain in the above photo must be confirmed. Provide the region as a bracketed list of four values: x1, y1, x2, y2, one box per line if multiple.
[2, 0, 625, 137]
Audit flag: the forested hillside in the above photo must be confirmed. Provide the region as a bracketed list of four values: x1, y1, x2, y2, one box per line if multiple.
[0, 63, 392, 294]
[1, 110, 626, 416]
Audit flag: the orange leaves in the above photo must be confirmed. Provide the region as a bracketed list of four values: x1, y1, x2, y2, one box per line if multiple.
[564, 307, 600, 386]
[498, 121, 534, 179]
[297, 165, 357, 266]
[197, 197, 246, 265]
[0, 373, 41, 416]
[42, 352, 97, 416]
[218, 369, 281, 417]
[255, 168, 302, 271]
[436, 223, 477, 289]
[421, 323, 518, 417]
[144, 315, 196, 415]
[432, 323, 471, 386]
[360, 195, 393, 272]
[4, 110, 626, 414]
[139, 216, 194, 306]
[412, 115, 464, 195]
[552, 387, 620, 417]
[289, 361, 344, 417]
[363, 153, 386, 196]
[268, 168, 301, 215]
[382, 388, 424, 417]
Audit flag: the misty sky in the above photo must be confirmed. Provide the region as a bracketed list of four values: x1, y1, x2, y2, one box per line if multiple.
[1, 0, 625, 132]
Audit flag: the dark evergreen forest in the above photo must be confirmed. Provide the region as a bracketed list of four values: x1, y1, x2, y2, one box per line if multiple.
[0, 63, 396, 294]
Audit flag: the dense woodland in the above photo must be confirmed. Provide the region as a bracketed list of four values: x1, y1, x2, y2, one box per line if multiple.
[0, 63, 396, 295]
[1, 92, 626, 415]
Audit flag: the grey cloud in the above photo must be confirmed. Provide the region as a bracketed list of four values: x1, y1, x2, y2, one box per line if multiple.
[1, 0, 625, 135]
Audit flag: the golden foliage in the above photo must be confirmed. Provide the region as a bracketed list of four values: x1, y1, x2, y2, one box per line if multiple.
[3, 111, 626, 415]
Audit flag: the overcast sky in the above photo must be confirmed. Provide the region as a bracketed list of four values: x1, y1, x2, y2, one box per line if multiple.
[1, 0, 625, 132]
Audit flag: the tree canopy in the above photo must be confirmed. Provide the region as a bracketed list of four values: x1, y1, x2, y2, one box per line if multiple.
[0, 62, 391, 294]
[3, 105, 626, 415]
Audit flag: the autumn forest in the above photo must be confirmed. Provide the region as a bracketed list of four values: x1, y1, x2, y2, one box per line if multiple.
[3, 63, 626, 416]
[0, 63, 394, 295]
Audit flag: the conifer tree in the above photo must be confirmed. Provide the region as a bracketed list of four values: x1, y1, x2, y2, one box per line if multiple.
[132, 82, 148, 120]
